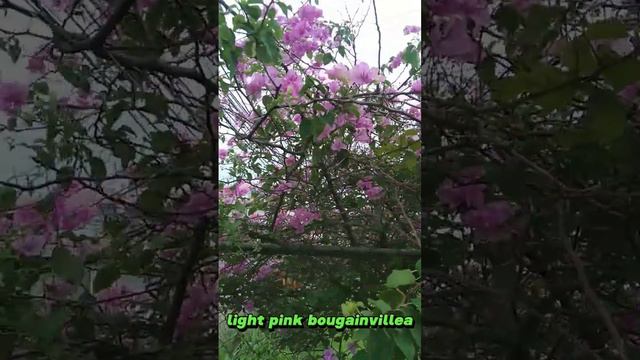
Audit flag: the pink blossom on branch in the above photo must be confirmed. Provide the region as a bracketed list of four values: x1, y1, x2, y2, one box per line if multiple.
[349, 62, 384, 85]
[461, 201, 515, 231]
[429, 16, 485, 63]
[0, 81, 28, 115]
[52, 181, 101, 232]
[12, 233, 48, 257]
[331, 138, 347, 152]
[357, 177, 384, 200]
[403, 25, 420, 35]
[436, 179, 486, 209]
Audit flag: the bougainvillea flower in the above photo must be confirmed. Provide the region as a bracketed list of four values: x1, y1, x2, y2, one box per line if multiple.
[219, 147, 228, 161]
[410, 79, 422, 93]
[44, 278, 75, 300]
[248, 210, 266, 224]
[95, 281, 134, 314]
[234, 181, 252, 197]
[53, 181, 100, 231]
[281, 70, 303, 97]
[298, 4, 323, 20]
[619, 83, 640, 105]
[461, 201, 515, 231]
[430, 16, 484, 63]
[245, 74, 267, 97]
[13, 206, 46, 228]
[436, 179, 486, 209]
[349, 62, 382, 85]
[12, 233, 48, 257]
[403, 25, 420, 34]
[327, 64, 350, 82]
[323, 348, 338, 360]
[357, 177, 384, 199]
[331, 138, 347, 152]
[285, 155, 296, 166]
[428, 0, 490, 28]
[26, 54, 47, 74]
[0, 81, 28, 114]
[176, 190, 215, 223]
[389, 51, 404, 70]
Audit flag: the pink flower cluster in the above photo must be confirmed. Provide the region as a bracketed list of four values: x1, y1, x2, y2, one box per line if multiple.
[253, 258, 282, 281]
[356, 177, 384, 200]
[326, 62, 383, 86]
[0, 81, 28, 115]
[428, 0, 489, 63]
[2, 181, 102, 257]
[220, 258, 250, 277]
[436, 166, 515, 233]
[280, 4, 331, 58]
[275, 207, 321, 234]
[221, 181, 252, 205]
[174, 183, 216, 224]
[175, 275, 217, 336]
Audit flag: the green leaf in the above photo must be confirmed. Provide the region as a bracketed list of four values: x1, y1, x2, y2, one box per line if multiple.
[585, 20, 628, 40]
[0, 334, 17, 360]
[276, 2, 290, 15]
[379, 288, 404, 309]
[561, 37, 597, 76]
[299, 118, 325, 140]
[93, 265, 121, 293]
[494, 5, 520, 34]
[402, 45, 419, 72]
[0, 187, 17, 212]
[262, 95, 274, 108]
[491, 75, 528, 103]
[369, 299, 391, 314]
[341, 300, 361, 316]
[585, 90, 627, 143]
[322, 53, 333, 65]
[243, 5, 261, 20]
[89, 157, 106, 178]
[7, 40, 21, 63]
[142, 93, 168, 117]
[255, 29, 280, 64]
[385, 269, 416, 288]
[112, 142, 135, 167]
[58, 64, 90, 92]
[244, 39, 256, 57]
[150, 131, 178, 153]
[367, 330, 394, 360]
[392, 329, 416, 360]
[602, 59, 640, 90]
[32, 81, 49, 95]
[36, 309, 69, 342]
[138, 189, 164, 213]
[51, 247, 84, 284]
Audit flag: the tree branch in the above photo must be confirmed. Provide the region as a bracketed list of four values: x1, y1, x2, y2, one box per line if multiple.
[556, 202, 628, 360]
[160, 221, 207, 344]
[218, 242, 420, 259]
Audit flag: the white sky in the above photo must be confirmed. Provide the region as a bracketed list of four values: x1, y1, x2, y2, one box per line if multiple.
[305, 0, 421, 66]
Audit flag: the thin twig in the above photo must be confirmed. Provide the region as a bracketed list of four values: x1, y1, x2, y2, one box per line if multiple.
[556, 202, 628, 360]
